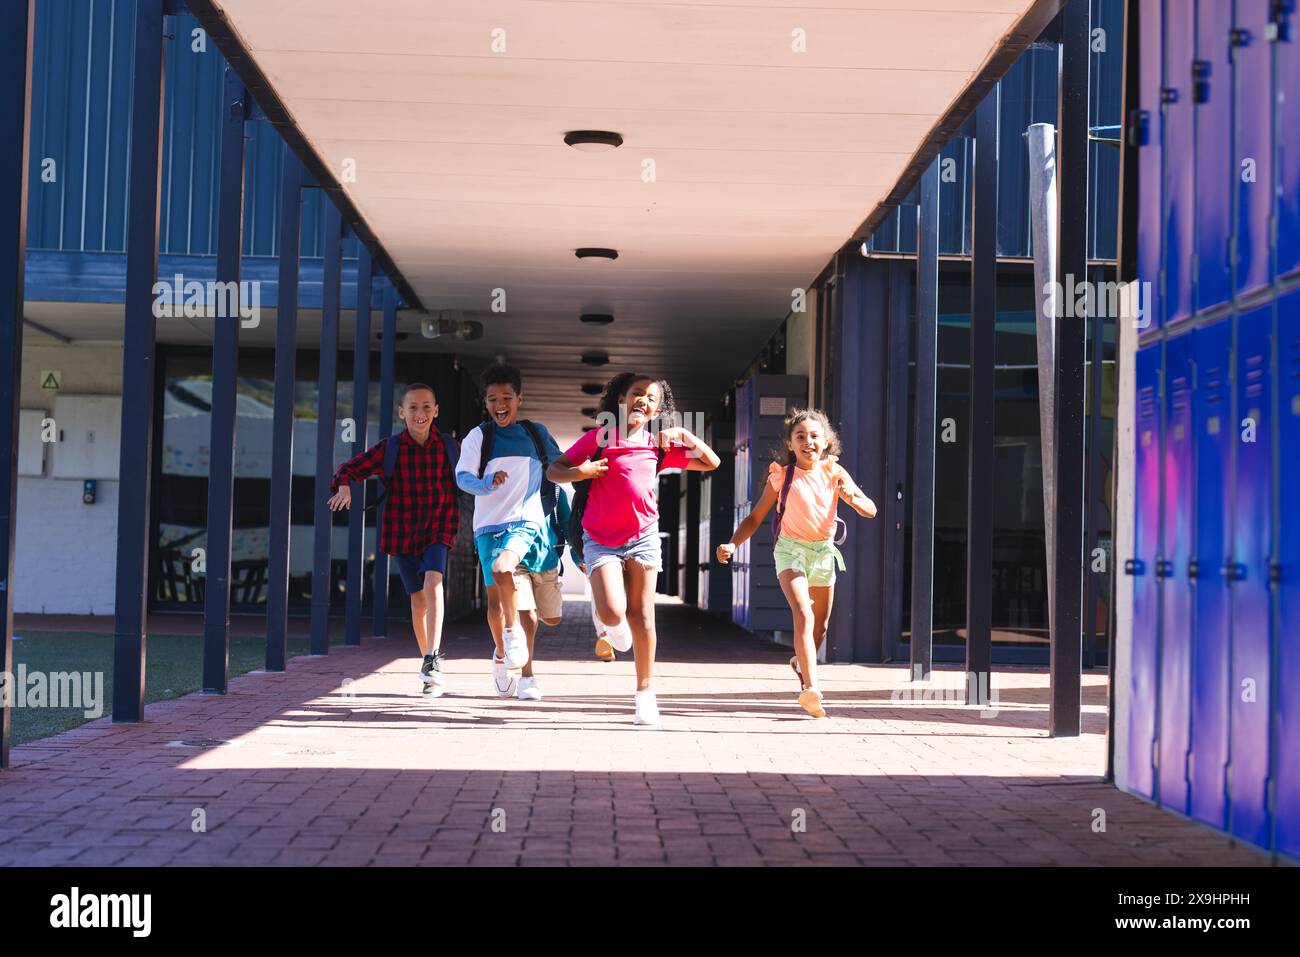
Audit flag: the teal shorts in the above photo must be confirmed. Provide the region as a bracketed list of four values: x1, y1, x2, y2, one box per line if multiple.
[773, 536, 846, 588]
[475, 525, 543, 586]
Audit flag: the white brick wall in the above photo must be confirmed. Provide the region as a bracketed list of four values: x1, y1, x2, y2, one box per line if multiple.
[15, 341, 123, 614]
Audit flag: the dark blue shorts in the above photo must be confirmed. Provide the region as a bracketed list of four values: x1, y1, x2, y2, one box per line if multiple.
[391, 542, 449, 595]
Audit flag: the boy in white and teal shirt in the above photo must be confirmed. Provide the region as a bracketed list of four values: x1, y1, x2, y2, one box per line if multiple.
[456, 363, 566, 698]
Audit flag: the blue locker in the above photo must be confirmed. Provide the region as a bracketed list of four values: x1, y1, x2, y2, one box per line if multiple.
[1137, 0, 1164, 329]
[1189, 319, 1233, 828]
[1130, 344, 1164, 797]
[1232, 1, 1275, 298]
[1163, 4, 1196, 325]
[1279, 1, 1300, 279]
[1159, 334, 1195, 810]
[1194, 0, 1233, 312]
[1273, 289, 1300, 857]
[1229, 304, 1273, 847]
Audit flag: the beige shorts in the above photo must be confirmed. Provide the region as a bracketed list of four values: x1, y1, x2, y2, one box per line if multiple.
[513, 566, 563, 621]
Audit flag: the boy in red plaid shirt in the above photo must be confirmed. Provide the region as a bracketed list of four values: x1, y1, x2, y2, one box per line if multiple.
[328, 384, 460, 695]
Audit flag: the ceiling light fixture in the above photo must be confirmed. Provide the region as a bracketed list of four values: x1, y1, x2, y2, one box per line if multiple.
[581, 383, 603, 395]
[579, 313, 614, 325]
[581, 352, 610, 366]
[575, 247, 618, 261]
[581, 406, 599, 418]
[564, 130, 624, 152]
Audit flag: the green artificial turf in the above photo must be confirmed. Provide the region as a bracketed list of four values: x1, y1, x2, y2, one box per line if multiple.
[6, 629, 341, 746]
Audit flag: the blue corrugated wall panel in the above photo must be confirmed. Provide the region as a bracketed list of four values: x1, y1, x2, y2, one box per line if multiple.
[24, 1, 353, 264]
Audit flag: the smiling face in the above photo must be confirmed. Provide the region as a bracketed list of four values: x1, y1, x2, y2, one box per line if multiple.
[620, 378, 662, 433]
[399, 387, 438, 439]
[787, 416, 826, 467]
[484, 383, 523, 428]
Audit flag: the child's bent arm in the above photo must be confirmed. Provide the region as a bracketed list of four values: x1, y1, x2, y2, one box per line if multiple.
[548, 454, 607, 484]
[455, 469, 499, 496]
[721, 482, 779, 554]
[835, 468, 877, 518]
[331, 441, 386, 493]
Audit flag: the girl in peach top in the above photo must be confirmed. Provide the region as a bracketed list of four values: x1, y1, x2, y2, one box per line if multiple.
[717, 409, 876, 717]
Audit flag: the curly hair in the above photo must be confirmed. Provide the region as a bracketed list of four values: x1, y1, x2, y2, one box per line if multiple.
[776, 408, 841, 465]
[596, 372, 677, 426]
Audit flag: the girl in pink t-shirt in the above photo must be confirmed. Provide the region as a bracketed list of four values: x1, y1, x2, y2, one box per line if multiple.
[548, 372, 720, 726]
[717, 409, 876, 717]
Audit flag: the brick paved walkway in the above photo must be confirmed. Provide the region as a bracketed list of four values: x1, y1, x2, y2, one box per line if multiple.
[0, 600, 1278, 866]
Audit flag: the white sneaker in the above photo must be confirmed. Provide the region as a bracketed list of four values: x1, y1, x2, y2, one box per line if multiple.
[517, 676, 542, 701]
[492, 656, 517, 698]
[633, 690, 660, 726]
[606, 619, 633, 654]
[501, 627, 529, 669]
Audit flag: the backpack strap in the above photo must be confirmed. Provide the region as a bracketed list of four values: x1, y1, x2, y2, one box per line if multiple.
[770, 462, 796, 540]
[475, 421, 495, 478]
[365, 429, 407, 514]
[520, 419, 558, 516]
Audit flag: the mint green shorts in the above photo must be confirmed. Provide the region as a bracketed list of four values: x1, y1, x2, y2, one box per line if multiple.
[773, 536, 846, 587]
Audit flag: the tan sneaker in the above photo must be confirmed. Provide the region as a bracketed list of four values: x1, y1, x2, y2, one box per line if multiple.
[798, 687, 826, 718]
[594, 636, 615, 662]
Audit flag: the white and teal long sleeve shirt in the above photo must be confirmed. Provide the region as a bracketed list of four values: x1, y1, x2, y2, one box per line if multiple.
[455, 420, 563, 536]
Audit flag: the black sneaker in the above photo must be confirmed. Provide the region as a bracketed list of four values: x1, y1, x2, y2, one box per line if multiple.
[420, 651, 446, 696]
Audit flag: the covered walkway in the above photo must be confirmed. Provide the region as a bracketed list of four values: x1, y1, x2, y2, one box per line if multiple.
[0, 601, 1270, 867]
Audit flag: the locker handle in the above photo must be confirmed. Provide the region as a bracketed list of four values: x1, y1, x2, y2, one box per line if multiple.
[1230, 28, 1251, 48]
[1127, 109, 1149, 148]
[1191, 61, 1209, 104]
[1124, 559, 1145, 577]
[1222, 562, 1247, 582]
[1187, 560, 1200, 580]
[1270, 562, 1283, 585]
[1155, 559, 1175, 579]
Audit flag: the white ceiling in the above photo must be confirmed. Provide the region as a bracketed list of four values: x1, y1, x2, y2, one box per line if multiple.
[199, 0, 1039, 438]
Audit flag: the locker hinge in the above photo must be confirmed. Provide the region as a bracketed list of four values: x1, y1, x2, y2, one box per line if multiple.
[1191, 61, 1210, 103]
[1267, 1, 1289, 42]
[1187, 559, 1200, 580]
[1128, 109, 1149, 147]
[1152, 740, 1160, 770]
[1268, 777, 1277, 814]
[1269, 561, 1283, 585]
[1187, 752, 1195, 781]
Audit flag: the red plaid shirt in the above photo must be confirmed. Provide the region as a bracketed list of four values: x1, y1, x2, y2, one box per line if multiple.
[331, 429, 460, 555]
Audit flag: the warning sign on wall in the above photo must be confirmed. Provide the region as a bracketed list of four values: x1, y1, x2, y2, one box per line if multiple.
[40, 370, 61, 391]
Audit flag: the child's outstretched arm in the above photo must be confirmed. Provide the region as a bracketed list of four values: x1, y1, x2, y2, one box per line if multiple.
[328, 440, 387, 511]
[716, 481, 779, 564]
[835, 468, 877, 518]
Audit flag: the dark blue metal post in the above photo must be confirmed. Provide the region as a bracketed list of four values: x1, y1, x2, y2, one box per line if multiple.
[372, 282, 397, 637]
[265, 150, 304, 672]
[910, 158, 940, 679]
[1051, 0, 1090, 736]
[112, 0, 168, 724]
[309, 203, 344, 655]
[201, 68, 247, 694]
[0, 0, 34, 767]
[344, 246, 373, 645]
[965, 88, 998, 702]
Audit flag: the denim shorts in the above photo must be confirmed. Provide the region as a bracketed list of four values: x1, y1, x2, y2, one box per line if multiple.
[581, 527, 662, 575]
[392, 542, 449, 595]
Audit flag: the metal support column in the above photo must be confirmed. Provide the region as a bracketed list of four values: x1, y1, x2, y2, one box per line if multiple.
[1083, 262, 1106, 669]
[309, 203, 344, 655]
[265, 150, 304, 672]
[112, 0, 168, 723]
[372, 283, 397, 637]
[344, 246, 373, 646]
[201, 68, 247, 694]
[966, 88, 999, 702]
[910, 159, 939, 679]
[0, 0, 35, 767]
[1052, 0, 1091, 736]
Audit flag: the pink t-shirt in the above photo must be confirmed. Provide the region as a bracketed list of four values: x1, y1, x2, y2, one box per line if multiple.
[565, 428, 691, 547]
